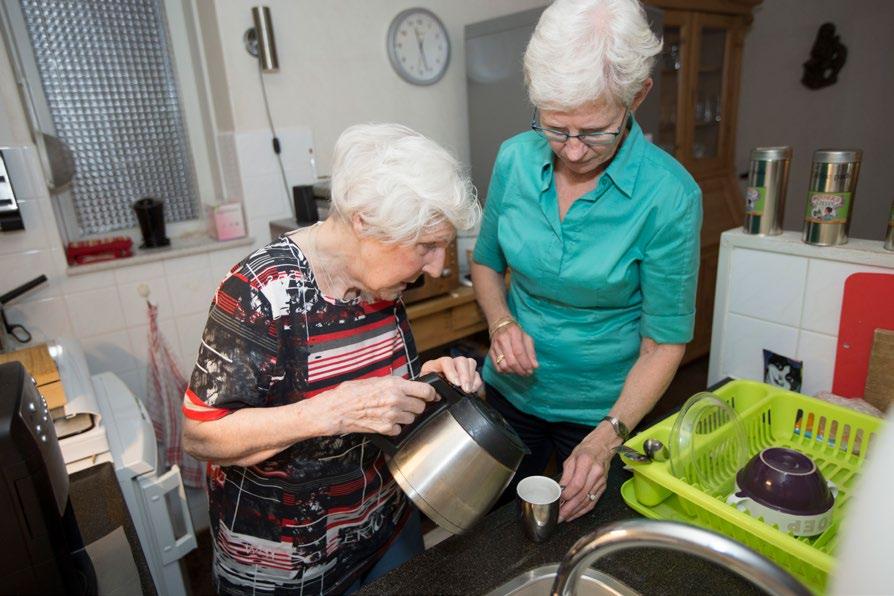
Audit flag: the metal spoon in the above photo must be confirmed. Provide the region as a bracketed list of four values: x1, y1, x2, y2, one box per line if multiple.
[643, 438, 669, 462]
[613, 444, 651, 464]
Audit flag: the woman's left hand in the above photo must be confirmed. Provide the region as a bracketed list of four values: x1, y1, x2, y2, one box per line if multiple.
[420, 356, 483, 394]
[558, 433, 617, 522]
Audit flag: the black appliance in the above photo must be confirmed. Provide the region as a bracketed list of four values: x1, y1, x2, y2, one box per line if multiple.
[292, 185, 319, 224]
[0, 362, 96, 594]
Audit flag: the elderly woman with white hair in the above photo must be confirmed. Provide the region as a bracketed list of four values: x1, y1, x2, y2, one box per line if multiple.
[472, 0, 702, 523]
[182, 123, 481, 594]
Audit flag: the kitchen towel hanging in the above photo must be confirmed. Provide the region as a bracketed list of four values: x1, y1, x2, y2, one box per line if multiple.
[145, 300, 204, 487]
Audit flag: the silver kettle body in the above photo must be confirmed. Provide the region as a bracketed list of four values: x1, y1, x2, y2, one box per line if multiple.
[371, 373, 528, 534]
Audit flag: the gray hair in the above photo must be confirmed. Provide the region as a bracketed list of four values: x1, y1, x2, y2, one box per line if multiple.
[329, 123, 480, 244]
[524, 0, 662, 110]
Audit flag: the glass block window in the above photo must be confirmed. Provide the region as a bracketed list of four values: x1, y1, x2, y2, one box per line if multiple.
[20, 0, 199, 236]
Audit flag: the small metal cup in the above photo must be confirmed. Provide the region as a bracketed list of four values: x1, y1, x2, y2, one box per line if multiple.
[517, 476, 561, 543]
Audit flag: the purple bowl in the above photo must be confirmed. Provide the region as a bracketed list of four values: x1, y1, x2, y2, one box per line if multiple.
[735, 447, 834, 515]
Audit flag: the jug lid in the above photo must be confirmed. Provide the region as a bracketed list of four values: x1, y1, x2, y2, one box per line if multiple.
[443, 388, 529, 469]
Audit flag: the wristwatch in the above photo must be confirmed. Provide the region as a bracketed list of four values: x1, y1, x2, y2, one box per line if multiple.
[600, 415, 630, 441]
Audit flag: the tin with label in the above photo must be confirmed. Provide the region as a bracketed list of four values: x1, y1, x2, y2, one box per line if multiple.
[802, 149, 862, 246]
[744, 146, 792, 236]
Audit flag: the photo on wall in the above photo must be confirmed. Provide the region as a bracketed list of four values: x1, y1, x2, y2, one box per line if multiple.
[763, 349, 803, 392]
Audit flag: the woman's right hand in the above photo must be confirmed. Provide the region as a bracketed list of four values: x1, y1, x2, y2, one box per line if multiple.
[490, 322, 538, 376]
[313, 376, 439, 436]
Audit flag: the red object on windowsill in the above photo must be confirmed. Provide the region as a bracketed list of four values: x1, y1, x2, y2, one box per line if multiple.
[66, 236, 134, 265]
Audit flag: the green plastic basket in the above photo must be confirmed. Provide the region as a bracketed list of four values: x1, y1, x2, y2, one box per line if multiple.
[621, 379, 885, 594]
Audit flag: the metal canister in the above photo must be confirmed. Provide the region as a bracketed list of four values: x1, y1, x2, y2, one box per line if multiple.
[885, 201, 894, 251]
[802, 149, 862, 246]
[743, 146, 792, 235]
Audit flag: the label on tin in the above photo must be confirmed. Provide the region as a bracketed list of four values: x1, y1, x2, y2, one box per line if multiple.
[805, 192, 851, 224]
[744, 186, 766, 215]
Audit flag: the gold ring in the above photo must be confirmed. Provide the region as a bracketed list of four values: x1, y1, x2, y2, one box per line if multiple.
[587, 492, 598, 502]
[495, 353, 505, 365]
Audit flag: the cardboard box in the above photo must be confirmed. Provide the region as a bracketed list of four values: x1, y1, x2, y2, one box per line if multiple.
[207, 202, 246, 241]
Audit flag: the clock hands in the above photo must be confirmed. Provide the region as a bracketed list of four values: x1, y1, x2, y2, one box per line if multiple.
[414, 27, 431, 73]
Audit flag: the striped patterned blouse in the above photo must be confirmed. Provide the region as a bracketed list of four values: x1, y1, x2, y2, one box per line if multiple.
[183, 236, 418, 595]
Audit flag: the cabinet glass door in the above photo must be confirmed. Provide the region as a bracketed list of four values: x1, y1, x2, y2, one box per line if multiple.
[656, 19, 685, 156]
[692, 25, 726, 161]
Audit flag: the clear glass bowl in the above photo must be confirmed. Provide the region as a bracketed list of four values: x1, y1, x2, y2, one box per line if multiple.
[669, 391, 748, 496]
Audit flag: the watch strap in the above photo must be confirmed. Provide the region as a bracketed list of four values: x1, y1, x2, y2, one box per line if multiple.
[600, 415, 629, 441]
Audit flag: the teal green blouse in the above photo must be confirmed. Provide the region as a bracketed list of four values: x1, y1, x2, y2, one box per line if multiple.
[473, 119, 702, 426]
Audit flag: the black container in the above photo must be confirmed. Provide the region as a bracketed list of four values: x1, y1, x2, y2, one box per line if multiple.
[133, 197, 170, 248]
[292, 185, 319, 224]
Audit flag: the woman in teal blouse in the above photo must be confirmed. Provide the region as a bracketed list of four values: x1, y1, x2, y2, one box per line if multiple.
[472, 0, 702, 523]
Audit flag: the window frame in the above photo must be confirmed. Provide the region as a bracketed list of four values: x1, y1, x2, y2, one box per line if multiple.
[0, 0, 222, 244]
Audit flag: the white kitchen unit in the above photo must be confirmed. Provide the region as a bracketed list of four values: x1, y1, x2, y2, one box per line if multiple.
[708, 229, 894, 396]
[51, 338, 196, 596]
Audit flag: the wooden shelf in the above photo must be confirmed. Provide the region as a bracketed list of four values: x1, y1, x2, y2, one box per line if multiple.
[406, 285, 487, 353]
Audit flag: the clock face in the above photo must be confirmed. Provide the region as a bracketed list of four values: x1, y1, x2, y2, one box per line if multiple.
[387, 8, 450, 86]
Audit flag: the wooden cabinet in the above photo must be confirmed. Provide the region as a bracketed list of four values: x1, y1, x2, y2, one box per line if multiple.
[406, 286, 486, 353]
[648, 0, 761, 362]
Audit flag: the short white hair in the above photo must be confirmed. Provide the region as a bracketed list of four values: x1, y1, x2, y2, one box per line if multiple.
[329, 123, 480, 244]
[524, 0, 662, 110]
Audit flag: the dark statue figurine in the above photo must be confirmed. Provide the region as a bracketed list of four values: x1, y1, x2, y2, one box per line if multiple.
[802, 23, 847, 89]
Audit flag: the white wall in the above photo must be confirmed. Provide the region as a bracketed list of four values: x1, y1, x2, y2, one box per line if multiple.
[735, 0, 894, 241]
[209, 0, 547, 174]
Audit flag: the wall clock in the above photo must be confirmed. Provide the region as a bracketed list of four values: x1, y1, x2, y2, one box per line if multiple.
[387, 8, 450, 86]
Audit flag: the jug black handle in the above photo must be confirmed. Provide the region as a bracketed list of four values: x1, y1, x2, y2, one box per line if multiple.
[366, 372, 463, 455]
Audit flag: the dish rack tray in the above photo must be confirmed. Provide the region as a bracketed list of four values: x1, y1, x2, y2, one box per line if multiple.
[621, 379, 884, 594]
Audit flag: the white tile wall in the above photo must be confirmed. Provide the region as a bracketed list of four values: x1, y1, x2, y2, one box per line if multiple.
[0, 248, 61, 301]
[728, 248, 808, 326]
[795, 330, 838, 397]
[118, 276, 174, 327]
[168, 269, 216, 317]
[234, 127, 317, 230]
[241, 172, 291, 219]
[710, 230, 894, 395]
[801, 259, 891, 336]
[0, 200, 54, 255]
[4, 296, 73, 345]
[720, 313, 800, 381]
[64, 286, 128, 337]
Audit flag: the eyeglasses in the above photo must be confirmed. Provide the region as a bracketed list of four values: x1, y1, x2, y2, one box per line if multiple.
[530, 106, 630, 148]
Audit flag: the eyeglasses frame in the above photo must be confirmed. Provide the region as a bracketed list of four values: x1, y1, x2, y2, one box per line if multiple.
[530, 105, 631, 148]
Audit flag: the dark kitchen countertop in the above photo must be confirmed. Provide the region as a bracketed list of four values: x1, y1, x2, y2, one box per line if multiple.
[360, 380, 765, 595]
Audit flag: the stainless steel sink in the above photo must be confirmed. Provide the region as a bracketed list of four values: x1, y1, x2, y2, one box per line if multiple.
[486, 564, 636, 596]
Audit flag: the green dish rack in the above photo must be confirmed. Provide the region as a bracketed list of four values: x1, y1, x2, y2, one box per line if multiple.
[621, 379, 884, 594]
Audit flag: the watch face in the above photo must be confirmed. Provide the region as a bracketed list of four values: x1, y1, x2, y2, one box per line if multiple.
[387, 8, 450, 86]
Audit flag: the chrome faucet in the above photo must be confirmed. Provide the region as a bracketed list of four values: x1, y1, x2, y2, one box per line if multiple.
[550, 519, 810, 596]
